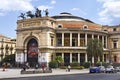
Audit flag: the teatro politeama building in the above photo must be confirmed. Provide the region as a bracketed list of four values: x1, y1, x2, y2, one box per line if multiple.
[15, 12, 120, 66]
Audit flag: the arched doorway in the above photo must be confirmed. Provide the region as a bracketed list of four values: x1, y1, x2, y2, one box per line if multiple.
[27, 38, 38, 67]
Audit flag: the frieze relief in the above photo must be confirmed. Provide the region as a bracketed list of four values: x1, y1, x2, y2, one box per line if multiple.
[17, 22, 42, 28]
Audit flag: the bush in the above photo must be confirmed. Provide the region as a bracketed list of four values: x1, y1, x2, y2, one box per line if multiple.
[49, 61, 58, 68]
[71, 62, 79, 67]
[96, 62, 109, 67]
[59, 66, 67, 69]
[83, 62, 90, 68]
[72, 66, 84, 69]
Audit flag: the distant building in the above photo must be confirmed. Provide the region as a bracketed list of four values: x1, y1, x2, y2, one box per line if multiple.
[15, 12, 120, 66]
[0, 34, 16, 61]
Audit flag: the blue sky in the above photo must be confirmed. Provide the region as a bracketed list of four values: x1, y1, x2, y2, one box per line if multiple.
[0, 0, 120, 38]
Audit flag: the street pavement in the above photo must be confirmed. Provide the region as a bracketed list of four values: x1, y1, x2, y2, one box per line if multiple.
[0, 68, 89, 79]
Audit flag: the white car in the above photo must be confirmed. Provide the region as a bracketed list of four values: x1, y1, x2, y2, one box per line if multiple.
[105, 66, 116, 73]
[99, 66, 105, 73]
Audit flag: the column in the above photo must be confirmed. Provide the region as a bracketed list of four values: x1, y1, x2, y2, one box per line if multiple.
[98, 57, 100, 62]
[98, 35, 99, 41]
[92, 34, 94, 39]
[106, 36, 107, 48]
[62, 53, 64, 60]
[70, 53, 72, 63]
[85, 53, 88, 62]
[78, 33, 80, 46]
[62, 33, 64, 46]
[85, 33, 87, 46]
[78, 53, 80, 63]
[70, 33, 72, 46]
[92, 57, 94, 64]
[102, 36, 104, 48]
[24, 49, 27, 62]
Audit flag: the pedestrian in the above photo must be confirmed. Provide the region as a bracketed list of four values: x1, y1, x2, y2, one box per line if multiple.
[26, 62, 30, 69]
[42, 64, 45, 72]
[2, 63, 6, 71]
[35, 64, 39, 69]
[67, 65, 71, 72]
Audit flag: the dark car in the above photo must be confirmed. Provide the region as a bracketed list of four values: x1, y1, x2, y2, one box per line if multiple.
[89, 67, 100, 73]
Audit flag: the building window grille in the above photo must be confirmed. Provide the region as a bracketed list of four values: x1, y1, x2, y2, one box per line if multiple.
[57, 38, 62, 46]
[56, 33, 62, 46]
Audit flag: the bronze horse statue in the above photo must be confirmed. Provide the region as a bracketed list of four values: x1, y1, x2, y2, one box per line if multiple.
[26, 11, 35, 18]
[18, 13, 26, 19]
[35, 8, 41, 17]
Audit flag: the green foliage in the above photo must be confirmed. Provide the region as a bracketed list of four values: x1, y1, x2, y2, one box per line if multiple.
[49, 60, 58, 68]
[55, 56, 64, 64]
[71, 66, 84, 69]
[96, 61, 109, 67]
[1, 54, 15, 67]
[83, 62, 90, 68]
[59, 66, 67, 69]
[86, 39, 103, 64]
[71, 61, 79, 67]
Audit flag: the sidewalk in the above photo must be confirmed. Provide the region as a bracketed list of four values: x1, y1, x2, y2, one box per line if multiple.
[0, 68, 89, 79]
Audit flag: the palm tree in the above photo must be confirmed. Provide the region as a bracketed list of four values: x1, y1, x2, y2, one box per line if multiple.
[86, 38, 103, 66]
[55, 56, 64, 66]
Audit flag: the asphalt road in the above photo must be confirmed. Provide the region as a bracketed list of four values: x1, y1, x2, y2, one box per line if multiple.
[3, 73, 120, 80]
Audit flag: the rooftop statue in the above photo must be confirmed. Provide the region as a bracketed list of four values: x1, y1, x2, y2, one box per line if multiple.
[44, 9, 49, 16]
[35, 8, 41, 17]
[26, 11, 35, 18]
[18, 13, 26, 19]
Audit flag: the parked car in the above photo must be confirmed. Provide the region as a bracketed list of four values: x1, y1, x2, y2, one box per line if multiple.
[99, 66, 105, 73]
[105, 66, 116, 73]
[114, 67, 120, 72]
[89, 67, 100, 73]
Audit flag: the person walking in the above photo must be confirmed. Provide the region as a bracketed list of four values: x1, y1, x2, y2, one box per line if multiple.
[67, 65, 71, 72]
[42, 64, 45, 72]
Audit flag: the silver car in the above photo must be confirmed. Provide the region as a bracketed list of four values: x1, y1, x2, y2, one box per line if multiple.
[105, 66, 116, 73]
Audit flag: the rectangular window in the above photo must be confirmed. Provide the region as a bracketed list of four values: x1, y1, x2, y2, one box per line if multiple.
[72, 53, 78, 62]
[57, 38, 62, 46]
[113, 41, 117, 49]
[72, 39, 75, 46]
[72, 33, 78, 46]
[80, 34, 85, 47]
[64, 33, 70, 46]
[56, 33, 62, 46]
[51, 38, 54, 46]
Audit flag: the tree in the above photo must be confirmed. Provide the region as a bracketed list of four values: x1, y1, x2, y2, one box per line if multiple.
[1, 54, 15, 67]
[86, 38, 103, 66]
[55, 56, 64, 66]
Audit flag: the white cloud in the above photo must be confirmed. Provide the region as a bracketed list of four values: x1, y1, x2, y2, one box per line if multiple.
[0, 0, 34, 12]
[72, 8, 79, 11]
[71, 8, 86, 15]
[38, 5, 53, 10]
[98, 0, 120, 25]
[51, 0, 56, 4]
[0, 12, 5, 16]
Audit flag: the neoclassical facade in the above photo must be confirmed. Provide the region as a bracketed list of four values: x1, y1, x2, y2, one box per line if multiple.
[15, 12, 120, 66]
[0, 34, 16, 61]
